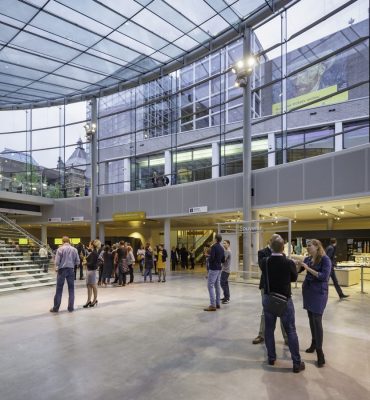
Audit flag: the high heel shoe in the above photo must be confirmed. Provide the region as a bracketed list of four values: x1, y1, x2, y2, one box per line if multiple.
[89, 300, 98, 307]
[316, 349, 325, 367]
[83, 301, 91, 308]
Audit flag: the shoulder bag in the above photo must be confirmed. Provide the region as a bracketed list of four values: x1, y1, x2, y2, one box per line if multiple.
[264, 257, 288, 317]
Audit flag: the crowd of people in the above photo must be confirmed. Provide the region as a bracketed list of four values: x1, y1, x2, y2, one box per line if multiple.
[49, 233, 347, 374]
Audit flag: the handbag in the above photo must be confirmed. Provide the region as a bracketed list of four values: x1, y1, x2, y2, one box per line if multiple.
[264, 257, 288, 317]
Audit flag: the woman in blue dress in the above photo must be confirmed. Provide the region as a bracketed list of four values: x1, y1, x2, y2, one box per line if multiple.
[299, 239, 331, 367]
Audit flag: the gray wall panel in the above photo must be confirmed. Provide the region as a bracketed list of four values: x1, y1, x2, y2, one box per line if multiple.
[278, 164, 304, 203]
[235, 175, 243, 209]
[217, 177, 235, 210]
[334, 150, 366, 195]
[138, 191, 153, 215]
[182, 185, 198, 212]
[100, 196, 114, 220]
[304, 157, 332, 199]
[125, 192, 140, 213]
[152, 189, 168, 216]
[198, 181, 217, 211]
[253, 169, 278, 206]
[167, 187, 183, 214]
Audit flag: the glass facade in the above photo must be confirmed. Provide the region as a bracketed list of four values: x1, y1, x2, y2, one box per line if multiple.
[0, 0, 369, 197]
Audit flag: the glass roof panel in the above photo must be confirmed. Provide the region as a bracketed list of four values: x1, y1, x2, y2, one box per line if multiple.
[92, 39, 142, 64]
[200, 14, 230, 36]
[108, 31, 157, 56]
[44, 1, 113, 37]
[165, 0, 216, 26]
[117, 21, 169, 50]
[147, 0, 197, 33]
[0, 0, 270, 108]
[40, 75, 92, 90]
[54, 65, 108, 84]
[56, 0, 126, 29]
[0, 24, 19, 43]
[30, 11, 101, 48]
[0, 47, 63, 72]
[132, 8, 185, 41]
[0, 0, 39, 23]
[101, 0, 143, 19]
[72, 53, 122, 76]
[12, 31, 81, 61]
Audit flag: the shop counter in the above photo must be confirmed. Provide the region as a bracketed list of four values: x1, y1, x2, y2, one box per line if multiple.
[334, 266, 360, 286]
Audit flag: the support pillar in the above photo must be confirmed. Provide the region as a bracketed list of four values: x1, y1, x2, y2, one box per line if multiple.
[212, 142, 220, 178]
[164, 150, 172, 186]
[123, 158, 131, 192]
[41, 225, 47, 245]
[242, 28, 252, 276]
[90, 98, 98, 241]
[99, 223, 105, 245]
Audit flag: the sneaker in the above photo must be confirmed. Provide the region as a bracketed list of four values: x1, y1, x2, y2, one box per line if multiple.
[222, 299, 230, 304]
[252, 335, 264, 344]
[220, 297, 225, 302]
[293, 362, 305, 373]
[204, 306, 217, 311]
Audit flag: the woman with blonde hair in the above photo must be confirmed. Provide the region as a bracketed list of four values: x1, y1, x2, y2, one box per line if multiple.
[299, 239, 331, 367]
[83, 240, 100, 308]
[157, 245, 166, 282]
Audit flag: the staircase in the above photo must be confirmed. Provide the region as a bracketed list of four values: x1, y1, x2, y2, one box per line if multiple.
[0, 214, 55, 294]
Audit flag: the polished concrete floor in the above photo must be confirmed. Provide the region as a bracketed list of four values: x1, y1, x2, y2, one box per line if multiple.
[0, 274, 369, 400]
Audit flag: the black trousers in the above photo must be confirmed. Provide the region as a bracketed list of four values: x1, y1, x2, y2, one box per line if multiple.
[307, 310, 324, 350]
[171, 259, 176, 271]
[74, 263, 84, 280]
[128, 265, 134, 283]
[220, 271, 230, 300]
[330, 267, 344, 297]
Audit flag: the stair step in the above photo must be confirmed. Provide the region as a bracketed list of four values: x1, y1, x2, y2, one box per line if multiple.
[0, 277, 54, 287]
[0, 268, 51, 273]
[0, 265, 43, 269]
[0, 273, 50, 281]
[0, 281, 55, 293]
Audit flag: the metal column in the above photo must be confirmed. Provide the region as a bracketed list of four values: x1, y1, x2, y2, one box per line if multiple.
[90, 98, 98, 240]
[242, 28, 252, 274]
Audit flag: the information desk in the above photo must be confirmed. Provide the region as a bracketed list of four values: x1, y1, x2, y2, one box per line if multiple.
[336, 262, 370, 293]
[334, 267, 360, 287]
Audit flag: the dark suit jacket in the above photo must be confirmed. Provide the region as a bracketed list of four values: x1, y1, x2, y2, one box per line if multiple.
[258, 246, 272, 289]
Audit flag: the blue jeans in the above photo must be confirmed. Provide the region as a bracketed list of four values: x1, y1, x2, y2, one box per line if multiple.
[53, 268, 75, 311]
[263, 295, 301, 365]
[144, 267, 152, 282]
[207, 270, 221, 307]
[220, 271, 230, 300]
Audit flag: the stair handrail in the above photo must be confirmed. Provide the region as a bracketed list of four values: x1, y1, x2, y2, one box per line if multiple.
[0, 213, 52, 257]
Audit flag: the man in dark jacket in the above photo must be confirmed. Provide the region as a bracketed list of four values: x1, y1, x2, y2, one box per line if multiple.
[262, 236, 305, 373]
[253, 234, 288, 345]
[325, 238, 348, 299]
[204, 234, 225, 311]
